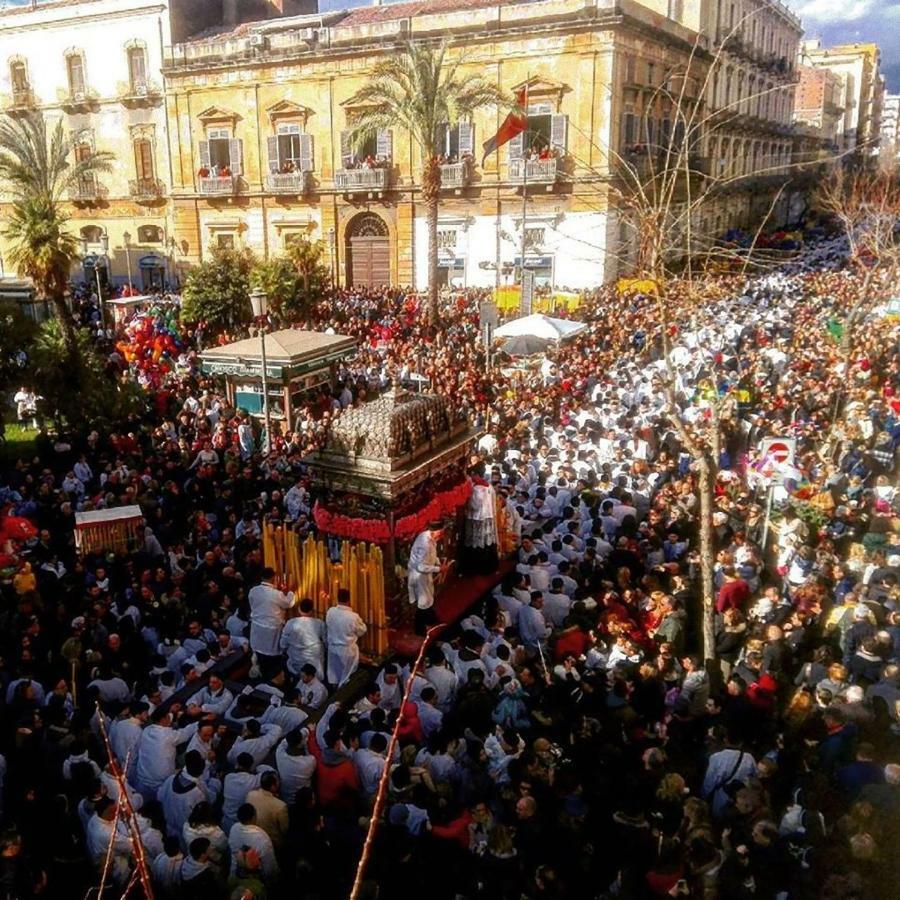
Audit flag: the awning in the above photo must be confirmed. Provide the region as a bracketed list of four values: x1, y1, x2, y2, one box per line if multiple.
[493, 313, 587, 341]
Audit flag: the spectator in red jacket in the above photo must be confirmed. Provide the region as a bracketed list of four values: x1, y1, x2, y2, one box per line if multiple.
[716, 567, 750, 613]
[396, 700, 424, 744]
[309, 728, 360, 813]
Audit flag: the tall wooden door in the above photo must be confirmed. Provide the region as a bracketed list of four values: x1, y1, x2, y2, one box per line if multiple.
[346, 213, 390, 287]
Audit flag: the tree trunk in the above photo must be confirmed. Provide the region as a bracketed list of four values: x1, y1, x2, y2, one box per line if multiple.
[51, 294, 79, 364]
[697, 456, 717, 668]
[422, 155, 442, 324]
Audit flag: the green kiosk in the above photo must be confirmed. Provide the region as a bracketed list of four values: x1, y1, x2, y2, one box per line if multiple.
[200, 329, 357, 432]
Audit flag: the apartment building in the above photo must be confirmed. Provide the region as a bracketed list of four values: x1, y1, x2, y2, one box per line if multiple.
[799, 40, 885, 155]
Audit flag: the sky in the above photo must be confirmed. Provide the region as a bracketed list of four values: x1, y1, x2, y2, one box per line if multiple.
[1, 0, 897, 90]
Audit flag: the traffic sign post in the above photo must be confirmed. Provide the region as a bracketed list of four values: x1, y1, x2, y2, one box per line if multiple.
[520, 271, 535, 316]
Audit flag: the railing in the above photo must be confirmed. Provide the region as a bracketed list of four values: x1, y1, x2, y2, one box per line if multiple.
[266, 171, 311, 194]
[8, 88, 34, 109]
[69, 178, 101, 202]
[440, 161, 471, 188]
[335, 167, 390, 191]
[63, 90, 90, 107]
[198, 174, 239, 195]
[129, 178, 166, 200]
[508, 157, 559, 183]
[121, 80, 160, 102]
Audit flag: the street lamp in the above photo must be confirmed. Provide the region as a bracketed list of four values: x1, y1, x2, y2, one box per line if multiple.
[249, 288, 272, 455]
[80, 234, 109, 330]
[123, 230, 133, 293]
[328, 226, 336, 290]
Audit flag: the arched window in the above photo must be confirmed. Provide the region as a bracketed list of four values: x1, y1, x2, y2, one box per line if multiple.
[137, 225, 163, 244]
[80, 225, 104, 243]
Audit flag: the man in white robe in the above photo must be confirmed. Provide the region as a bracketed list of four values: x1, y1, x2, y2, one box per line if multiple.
[408, 524, 445, 634]
[279, 598, 326, 679]
[325, 589, 367, 687]
[248, 568, 296, 679]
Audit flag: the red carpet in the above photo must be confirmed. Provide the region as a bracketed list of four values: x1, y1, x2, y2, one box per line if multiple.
[388, 560, 513, 657]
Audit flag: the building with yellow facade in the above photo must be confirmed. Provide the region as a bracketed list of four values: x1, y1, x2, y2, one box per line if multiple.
[0, 0, 808, 291]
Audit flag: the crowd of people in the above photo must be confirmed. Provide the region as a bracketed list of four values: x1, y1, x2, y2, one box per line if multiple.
[0, 236, 897, 900]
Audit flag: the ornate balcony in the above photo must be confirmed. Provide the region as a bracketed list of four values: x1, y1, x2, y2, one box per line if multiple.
[508, 157, 559, 185]
[266, 171, 311, 194]
[68, 177, 104, 203]
[61, 90, 94, 112]
[129, 177, 166, 201]
[7, 88, 35, 113]
[199, 174, 239, 196]
[120, 80, 162, 106]
[440, 161, 472, 189]
[335, 167, 390, 192]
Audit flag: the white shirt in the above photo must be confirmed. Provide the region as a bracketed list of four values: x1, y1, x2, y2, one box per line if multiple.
[227, 723, 283, 767]
[104, 718, 138, 769]
[325, 604, 367, 647]
[275, 741, 316, 803]
[248, 582, 296, 656]
[228, 822, 278, 881]
[280, 616, 326, 672]
[134, 723, 197, 793]
[354, 747, 386, 798]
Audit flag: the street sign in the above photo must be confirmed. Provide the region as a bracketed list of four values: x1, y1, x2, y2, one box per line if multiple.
[520, 271, 535, 316]
[479, 300, 499, 328]
[759, 437, 796, 466]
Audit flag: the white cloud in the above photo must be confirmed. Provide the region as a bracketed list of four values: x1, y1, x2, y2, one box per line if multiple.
[791, 0, 875, 23]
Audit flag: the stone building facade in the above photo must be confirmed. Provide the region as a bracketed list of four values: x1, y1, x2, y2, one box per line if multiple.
[0, 0, 808, 291]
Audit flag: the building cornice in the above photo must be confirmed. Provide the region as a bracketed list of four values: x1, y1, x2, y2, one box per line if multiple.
[0, 2, 166, 36]
[163, 6, 710, 80]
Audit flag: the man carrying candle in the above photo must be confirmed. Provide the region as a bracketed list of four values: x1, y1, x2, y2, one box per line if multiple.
[248, 567, 296, 680]
[408, 522, 449, 635]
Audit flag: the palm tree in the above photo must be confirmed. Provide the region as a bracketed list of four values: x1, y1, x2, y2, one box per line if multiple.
[349, 41, 506, 322]
[0, 112, 112, 358]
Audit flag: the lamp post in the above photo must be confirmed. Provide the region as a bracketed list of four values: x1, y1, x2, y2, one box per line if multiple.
[328, 226, 336, 290]
[81, 234, 109, 330]
[123, 230, 133, 293]
[249, 288, 272, 454]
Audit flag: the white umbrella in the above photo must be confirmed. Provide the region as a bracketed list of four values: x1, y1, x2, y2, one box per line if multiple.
[493, 313, 587, 341]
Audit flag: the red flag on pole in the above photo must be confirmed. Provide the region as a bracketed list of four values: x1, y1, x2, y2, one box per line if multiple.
[482, 85, 528, 165]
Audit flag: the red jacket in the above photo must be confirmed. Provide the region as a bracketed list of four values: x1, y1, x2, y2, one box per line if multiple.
[716, 579, 750, 613]
[396, 701, 424, 744]
[308, 730, 360, 812]
[431, 810, 473, 849]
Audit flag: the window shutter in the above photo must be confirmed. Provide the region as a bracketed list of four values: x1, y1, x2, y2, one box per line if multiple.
[267, 135, 279, 174]
[199, 140, 211, 169]
[550, 114, 568, 154]
[507, 129, 524, 160]
[340, 129, 352, 166]
[299, 133, 314, 172]
[229, 138, 242, 175]
[376, 128, 392, 159]
[623, 112, 636, 147]
[457, 122, 474, 155]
